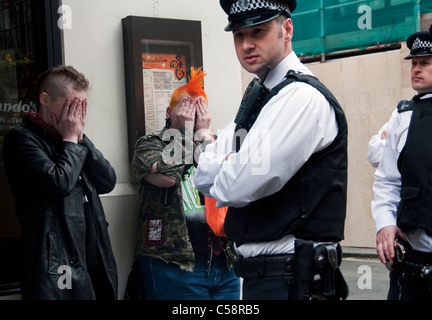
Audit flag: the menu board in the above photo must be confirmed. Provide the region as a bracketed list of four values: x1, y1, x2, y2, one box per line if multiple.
[142, 53, 187, 134]
[122, 16, 203, 160]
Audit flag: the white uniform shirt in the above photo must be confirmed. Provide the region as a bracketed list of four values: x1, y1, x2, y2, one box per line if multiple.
[372, 94, 432, 253]
[194, 52, 339, 257]
[367, 112, 398, 168]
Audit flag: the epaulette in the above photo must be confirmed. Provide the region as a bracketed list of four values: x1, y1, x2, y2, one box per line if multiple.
[397, 100, 413, 113]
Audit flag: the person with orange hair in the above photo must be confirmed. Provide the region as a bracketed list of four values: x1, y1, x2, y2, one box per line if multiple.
[131, 68, 240, 300]
[168, 67, 208, 108]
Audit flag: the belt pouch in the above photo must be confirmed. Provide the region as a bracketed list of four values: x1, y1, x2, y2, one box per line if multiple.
[317, 244, 349, 300]
[315, 244, 339, 297]
[294, 239, 315, 300]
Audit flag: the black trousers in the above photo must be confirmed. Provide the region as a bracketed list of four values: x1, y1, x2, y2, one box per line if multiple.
[242, 275, 295, 300]
[388, 267, 432, 300]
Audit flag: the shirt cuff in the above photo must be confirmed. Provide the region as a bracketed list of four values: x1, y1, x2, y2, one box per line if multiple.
[374, 211, 397, 233]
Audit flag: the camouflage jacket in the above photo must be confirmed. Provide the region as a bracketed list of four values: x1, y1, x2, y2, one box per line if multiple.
[132, 127, 199, 272]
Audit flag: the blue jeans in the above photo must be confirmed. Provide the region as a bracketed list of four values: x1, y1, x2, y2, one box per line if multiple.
[137, 255, 240, 300]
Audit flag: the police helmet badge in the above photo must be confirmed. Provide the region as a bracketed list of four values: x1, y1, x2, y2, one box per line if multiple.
[239, 0, 249, 9]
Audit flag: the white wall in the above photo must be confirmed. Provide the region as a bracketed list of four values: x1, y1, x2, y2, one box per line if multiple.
[61, 0, 243, 298]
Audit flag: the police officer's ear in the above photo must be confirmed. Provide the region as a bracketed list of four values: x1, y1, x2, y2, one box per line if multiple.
[283, 17, 294, 43]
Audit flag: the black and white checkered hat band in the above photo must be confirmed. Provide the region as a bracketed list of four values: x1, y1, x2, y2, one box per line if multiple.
[230, 0, 290, 15]
[412, 37, 432, 51]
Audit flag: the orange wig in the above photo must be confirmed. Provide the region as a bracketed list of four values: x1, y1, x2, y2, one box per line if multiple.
[169, 67, 208, 109]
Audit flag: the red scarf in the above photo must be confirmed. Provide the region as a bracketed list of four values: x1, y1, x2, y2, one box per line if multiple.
[25, 112, 61, 140]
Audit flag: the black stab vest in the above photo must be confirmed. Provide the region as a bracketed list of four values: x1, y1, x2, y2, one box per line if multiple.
[397, 95, 432, 235]
[224, 71, 348, 245]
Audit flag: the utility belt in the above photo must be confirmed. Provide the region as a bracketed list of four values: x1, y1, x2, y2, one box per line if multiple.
[230, 252, 295, 278]
[226, 239, 349, 300]
[389, 238, 432, 280]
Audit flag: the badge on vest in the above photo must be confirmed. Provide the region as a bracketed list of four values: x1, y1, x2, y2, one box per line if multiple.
[397, 100, 412, 113]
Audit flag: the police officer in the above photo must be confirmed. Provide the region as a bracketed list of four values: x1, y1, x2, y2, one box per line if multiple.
[372, 25, 432, 300]
[194, 0, 348, 300]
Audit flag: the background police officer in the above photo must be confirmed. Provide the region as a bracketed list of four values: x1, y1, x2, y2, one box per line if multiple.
[372, 25, 432, 300]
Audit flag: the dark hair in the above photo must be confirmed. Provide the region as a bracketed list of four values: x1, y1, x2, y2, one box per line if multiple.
[36, 65, 89, 100]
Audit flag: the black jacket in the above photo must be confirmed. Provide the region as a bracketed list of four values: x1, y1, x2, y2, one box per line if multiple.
[4, 116, 118, 300]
